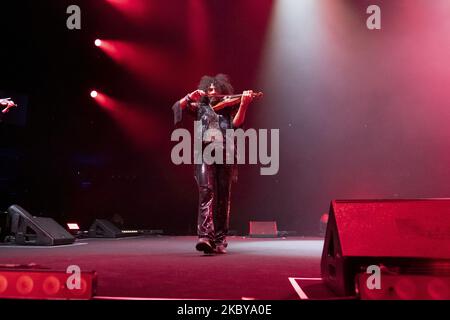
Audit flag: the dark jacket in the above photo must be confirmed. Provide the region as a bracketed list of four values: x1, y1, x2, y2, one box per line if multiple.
[172, 99, 240, 182]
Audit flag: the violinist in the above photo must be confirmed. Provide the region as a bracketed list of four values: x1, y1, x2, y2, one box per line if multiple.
[172, 74, 259, 254]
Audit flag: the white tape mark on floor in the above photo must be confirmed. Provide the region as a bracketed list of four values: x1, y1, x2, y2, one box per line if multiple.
[288, 277, 322, 300]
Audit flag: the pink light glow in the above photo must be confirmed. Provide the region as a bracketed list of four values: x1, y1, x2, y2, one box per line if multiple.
[95, 39, 186, 94]
[92, 92, 164, 151]
[187, 0, 212, 70]
[105, 0, 153, 22]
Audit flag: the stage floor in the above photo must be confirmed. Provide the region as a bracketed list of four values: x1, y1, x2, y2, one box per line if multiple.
[0, 236, 337, 300]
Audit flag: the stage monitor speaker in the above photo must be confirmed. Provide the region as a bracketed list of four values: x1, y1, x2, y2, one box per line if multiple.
[6, 205, 75, 246]
[321, 199, 450, 297]
[88, 219, 126, 238]
[249, 221, 278, 238]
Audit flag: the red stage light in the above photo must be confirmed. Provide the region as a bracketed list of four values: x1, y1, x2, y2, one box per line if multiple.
[0, 269, 97, 300]
[90, 90, 98, 98]
[94, 39, 102, 47]
[16, 275, 34, 295]
[71, 278, 89, 297]
[428, 278, 449, 299]
[395, 278, 417, 300]
[42, 276, 61, 296]
[0, 275, 8, 294]
[357, 272, 450, 300]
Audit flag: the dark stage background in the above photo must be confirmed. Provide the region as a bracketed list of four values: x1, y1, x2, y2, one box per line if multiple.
[1, 0, 450, 236]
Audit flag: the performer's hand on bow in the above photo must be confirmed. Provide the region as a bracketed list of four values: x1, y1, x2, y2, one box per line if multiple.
[187, 90, 206, 102]
[240, 90, 255, 107]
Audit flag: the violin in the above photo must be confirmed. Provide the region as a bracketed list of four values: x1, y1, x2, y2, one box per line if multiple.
[210, 92, 263, 112]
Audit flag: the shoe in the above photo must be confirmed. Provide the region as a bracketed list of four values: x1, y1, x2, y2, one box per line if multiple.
[214, 245, 227, 254]
[195, 238, 214, 254]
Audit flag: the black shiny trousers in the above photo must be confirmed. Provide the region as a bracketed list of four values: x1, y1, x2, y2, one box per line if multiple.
[195, 163, 233, 247]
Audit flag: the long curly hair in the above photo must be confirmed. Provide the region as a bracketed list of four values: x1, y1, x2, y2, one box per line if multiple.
[198, 74, 234, 95]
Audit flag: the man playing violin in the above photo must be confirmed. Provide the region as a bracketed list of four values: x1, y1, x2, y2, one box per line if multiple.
[172, 74, 257, 254]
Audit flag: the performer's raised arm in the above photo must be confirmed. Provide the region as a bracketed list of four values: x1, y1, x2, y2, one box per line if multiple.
[179, 89, 205, 110]
[232, 90, 255, 128]
[171, 90, 205, 125]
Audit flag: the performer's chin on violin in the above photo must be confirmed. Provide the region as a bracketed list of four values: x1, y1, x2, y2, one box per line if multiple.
[172, 74, 262, 255]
